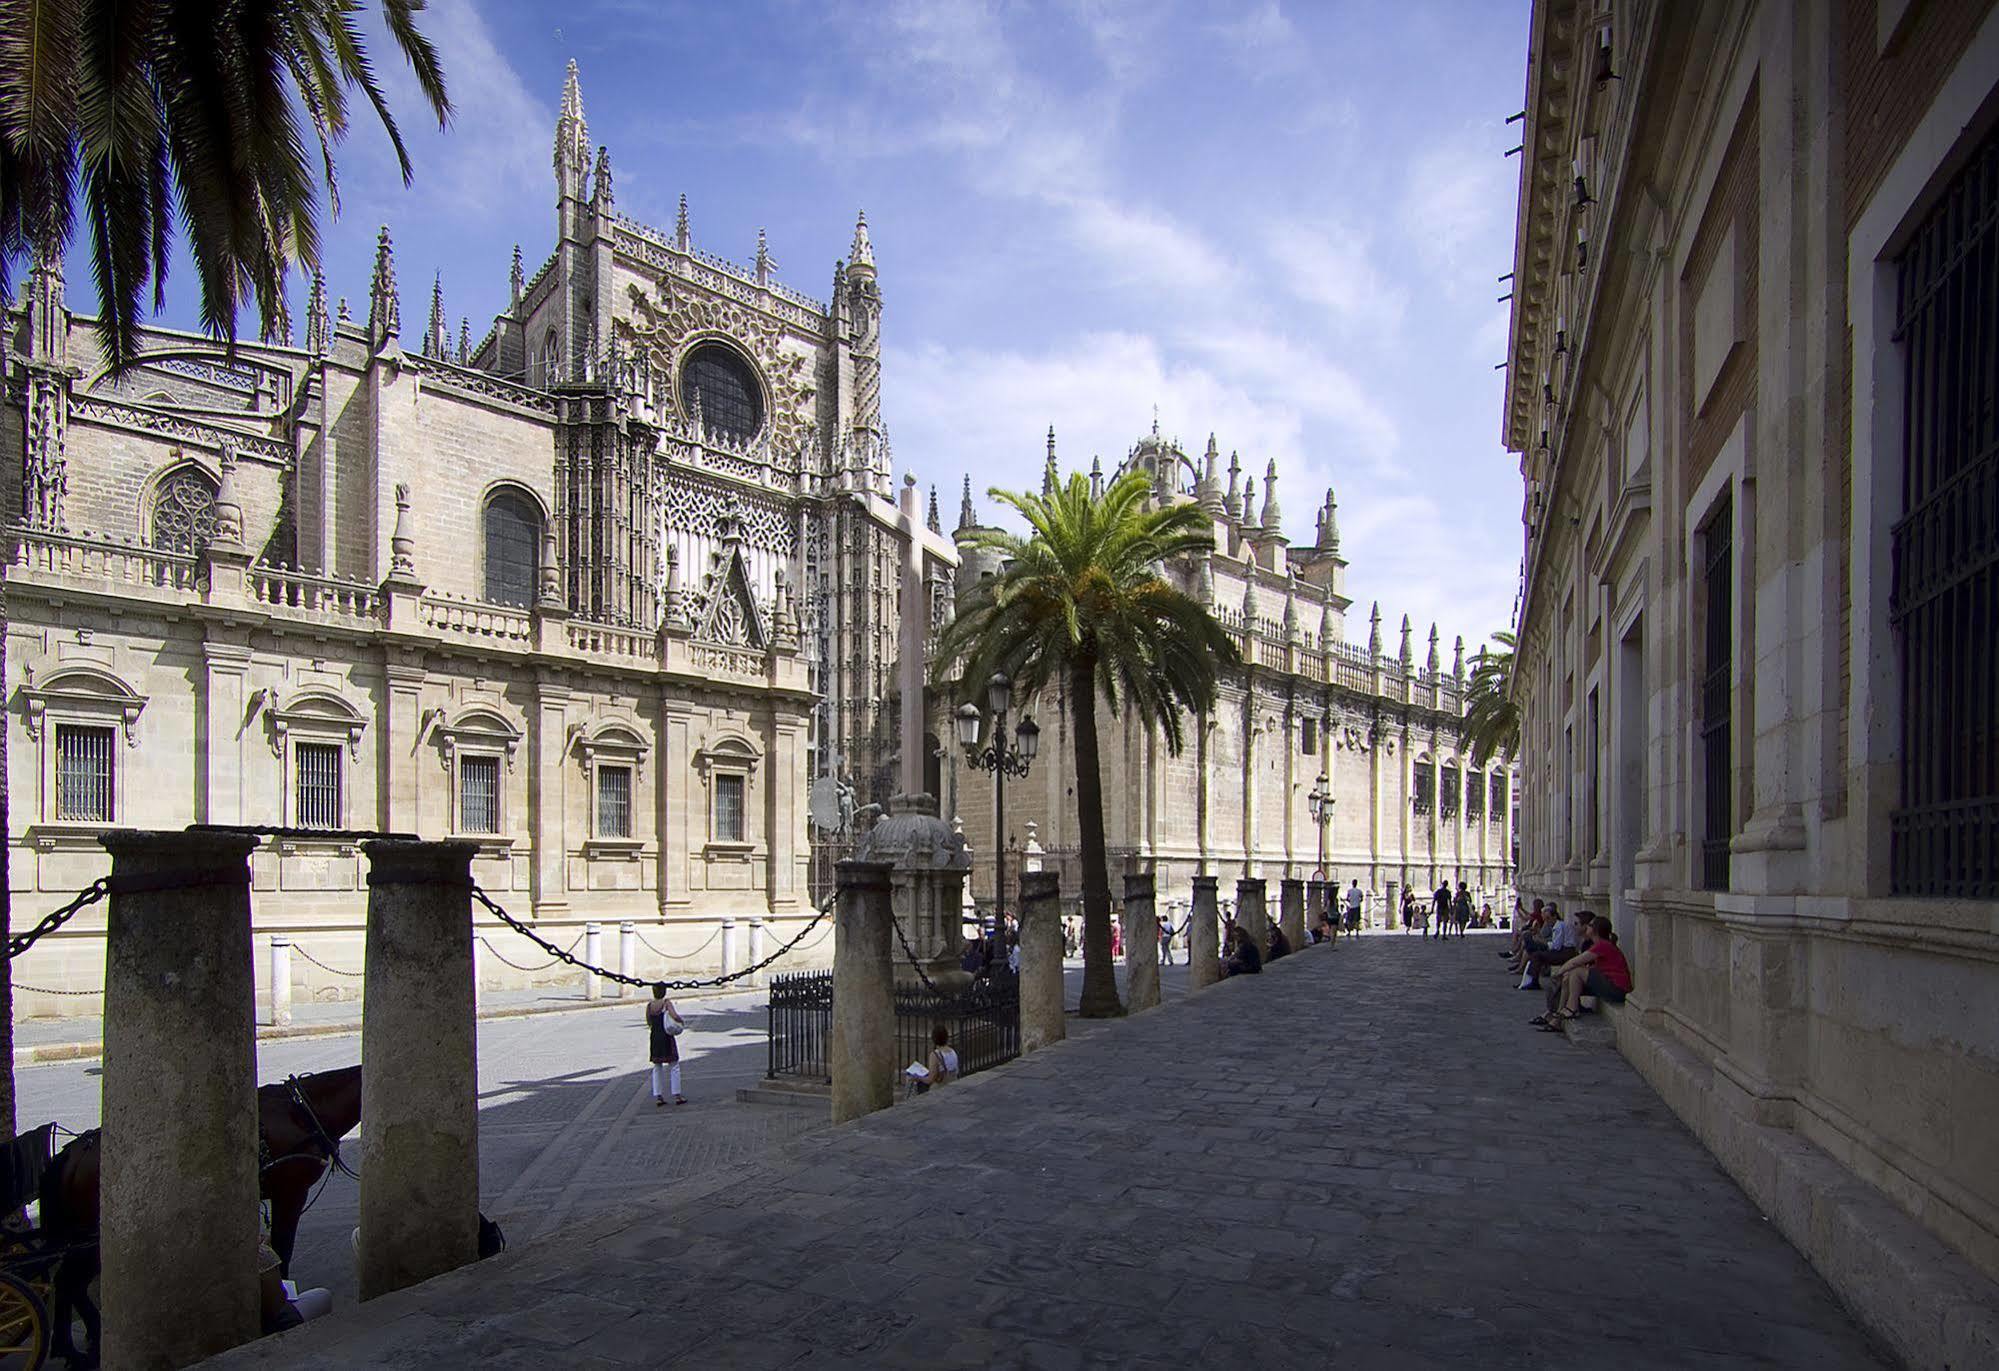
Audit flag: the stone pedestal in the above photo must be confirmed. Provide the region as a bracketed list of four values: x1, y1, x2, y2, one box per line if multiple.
[1280, 877, 1306, 952]
[1306, 880, 1330, 933]
[99, 830, 262, 1370]
[831, 860, 896, 1125]
[1188, 875, 1221, 989]
[358, 840, 481, 1302]
[1123, 872, 1160, 1012]
[1237, 878, 1269, 946]
[1020, 871, 1065, 1051]
[860, 793, 973, 991]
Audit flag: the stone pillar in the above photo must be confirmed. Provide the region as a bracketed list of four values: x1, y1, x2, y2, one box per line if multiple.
[100, 831, 262, 1370]
[1189, 875, 1221, 989]
[1280, 877, 1306, 952]
[583, 921, 603, 1000]
[1019, 871, 1065, 1051]
[1305, 879, 1329, 935]
[748, 917, 766, 987]
[721, 916, 739, 980]
[357, 840, 481, 1302]
[618, 921, 637, 997]
[268, 936, 294, 1027]
[1236, 877, 1269, 946]
[831, 860, 895, 1125]
[1123, 872, 1160, 1012]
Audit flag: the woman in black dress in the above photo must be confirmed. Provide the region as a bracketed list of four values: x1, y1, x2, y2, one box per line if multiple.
[646, 981, 688, 1106]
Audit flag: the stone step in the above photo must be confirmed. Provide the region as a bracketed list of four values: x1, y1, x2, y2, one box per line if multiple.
[735, 1078, 831, 1109]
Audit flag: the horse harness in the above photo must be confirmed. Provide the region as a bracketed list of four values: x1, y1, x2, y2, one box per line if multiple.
[259, 1075, 357, 1180]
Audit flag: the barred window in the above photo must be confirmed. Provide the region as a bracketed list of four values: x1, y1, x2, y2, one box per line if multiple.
[55, 724, 115, 822]
[1440, 763, 1461, 817]
[296, 742, 343, 829]
[1467, 771, 1486, 819]
[1890, 123, 1999, 898]
[597, 765, 632, 839]
[484, 490, 541, 606]
[1699, 500, 1733, 891]
[715, 773, 746, 842]
[460, 756, 500, 834]
[1412, 760, 1435, 815]
[1300, 718, 1318, 756]
[1488, 771, 1507, 824]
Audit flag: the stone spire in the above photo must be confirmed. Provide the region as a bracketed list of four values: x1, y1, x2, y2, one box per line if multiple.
[1369, 601, 1383, 656]
[1242, 474, 1256, 532]
[755, 227, 775, 286]
[1199, 434, 1224, 514]
[927, 484, 941, 534]
[1452, 634, 1466, 681]
[1089, 455, 1104, 501]
[1225, 451, 1242, 521]
[1283, 570, 1300, 641]
[509, 244, 524, 305]
[1261, 459, 1281, 534]
[458, 317, 471, 364]
[1242, 572, 1260, 622]
[424, 272, 446, 357]
[1426, 623, 1441, 675]
[304, 267, 329, 355]
[554, 59, 589, 182]
[1399, 613, 1413, 666]
[1042, 426, 1058, 496]
[1319, 591, 1335, 650]
[367, 224, 400, 345]
[849, 211, 875, 275]
[1322, 488, 1340, 554]
[592, 144, 614, 210]
[675, 194, 690, 251]
[958, 475, 977, 532]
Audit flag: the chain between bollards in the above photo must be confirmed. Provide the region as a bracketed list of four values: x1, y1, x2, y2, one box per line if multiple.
[887, 911, 942, 993]
[8, 879, 110, 959]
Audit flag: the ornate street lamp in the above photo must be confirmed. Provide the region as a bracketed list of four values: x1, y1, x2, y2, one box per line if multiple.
[1307, 772, 1333, 881]
[958, 672, 1040, 925]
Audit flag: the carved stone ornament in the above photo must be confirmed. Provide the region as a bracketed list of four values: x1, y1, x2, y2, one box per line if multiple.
[616, 283, 814, 459]
[21, 669, 147, 746]
[265, 690, 368, 760]
[430, 705, 526, 772]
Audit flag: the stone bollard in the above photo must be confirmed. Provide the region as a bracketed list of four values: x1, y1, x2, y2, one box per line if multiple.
[831, 861, 896, 1125]
[100, 830, 263, 1370]
[1306, 879, 1329, 934]
[269, 936, 294, 1027]
[1124, 872, 1160, 1012]
[584, 921, 603, 1000]
[722, 916, 739, 980]
[1188, 875, 1221, 989]
[1281, 877, 1306, 953]
[472, 935, 487, 1014]
[748, 917, 766, 987]
[1019, 871, 1065, 1051]
[1237, 878, 1269, 948]
[619, 921, 637, 998]
[357, 840, 481, 1301]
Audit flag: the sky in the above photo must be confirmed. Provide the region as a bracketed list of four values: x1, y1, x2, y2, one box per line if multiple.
[62, 0, 1533, 652]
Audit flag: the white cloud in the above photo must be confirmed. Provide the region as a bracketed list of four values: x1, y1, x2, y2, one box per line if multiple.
[1212, 1, 1304, 77]
[1398, 122, 1516, 285]
[1261, 217, 1406, 334]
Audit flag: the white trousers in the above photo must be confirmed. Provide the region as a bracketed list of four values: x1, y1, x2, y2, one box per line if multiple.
[650, 1063, 681, 1098]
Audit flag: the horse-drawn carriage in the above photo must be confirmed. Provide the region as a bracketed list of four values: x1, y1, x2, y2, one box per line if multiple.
[0, 1124, 94, 1370]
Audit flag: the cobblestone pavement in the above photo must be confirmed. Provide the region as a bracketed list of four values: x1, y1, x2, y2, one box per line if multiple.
[198, 934, 1893, 1370]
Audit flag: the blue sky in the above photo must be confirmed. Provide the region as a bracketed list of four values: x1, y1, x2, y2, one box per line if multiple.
[72, 0, 1532, 650]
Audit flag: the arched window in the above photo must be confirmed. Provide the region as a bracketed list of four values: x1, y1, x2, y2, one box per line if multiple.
[483, 489, 541, 606]
[540, 330, 560, 387]
[150, 466, 218, 555]
[679, 343, 763, 440]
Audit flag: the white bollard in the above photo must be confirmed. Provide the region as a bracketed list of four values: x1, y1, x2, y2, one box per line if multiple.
[618, 921, 637, 998]
[583, 922, 603, 1001]
[748, 917, 766, 987]
[720, 917, 738, 980]
[472, 936, 486, 1015]
[269, 937, 293, 1027]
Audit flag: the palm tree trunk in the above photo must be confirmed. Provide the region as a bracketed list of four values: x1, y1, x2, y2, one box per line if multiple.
[1070, 658, 1124, 1017]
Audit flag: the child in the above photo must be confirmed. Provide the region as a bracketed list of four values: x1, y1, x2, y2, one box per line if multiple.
[646, 981, 688, 1106]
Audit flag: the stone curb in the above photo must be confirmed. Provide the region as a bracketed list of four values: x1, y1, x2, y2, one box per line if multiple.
[11, 980, 768, 1069]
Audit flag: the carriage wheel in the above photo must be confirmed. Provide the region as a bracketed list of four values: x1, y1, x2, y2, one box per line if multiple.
[0, 1271, 49, 1370]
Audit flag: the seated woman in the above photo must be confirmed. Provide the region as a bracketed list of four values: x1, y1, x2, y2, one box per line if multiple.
[1223, 923, 1263, 977]
[913, 1024, 960, 1094]
[259, 1224, 332, 1334]
[1266, 922, 1293, 962]
[1533, 916, 1633, 1027]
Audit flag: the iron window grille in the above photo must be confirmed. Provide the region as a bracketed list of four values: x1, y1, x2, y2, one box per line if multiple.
[1467, 773, 1486, 820]
[460, 755, 500, 835]
[597, 765, 633, 839]
[296, 742, 343, 830]
[1489, 772, 1507, 824]
[681, 344, 763, 440]
[1890, 123, 1999, 898]
[483, 491, 540, 607]
[1301, 718, 1318, 756]
[1699, 499, 1733, 892]
[715, 773, 747, 843]
[1441, 764, 1461, 817]
[1587, 687, 1602, 855]
[54, 724, 115, 822]
[1412, 761, 1435, 815]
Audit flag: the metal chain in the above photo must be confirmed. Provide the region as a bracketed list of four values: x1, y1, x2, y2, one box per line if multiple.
[292, 945, 365, 979]
[12, 982, 103, 997]
[888, 911, 942, 994]
[476, 931, 585, 973]
[635, 926, 723, 961]
[467, 883, 831, 991]
[8, 880, 110, 960]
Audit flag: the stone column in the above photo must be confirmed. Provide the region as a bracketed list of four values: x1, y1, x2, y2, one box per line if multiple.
[1019, 871, 1065, 1051]
[357, 840, 481, 1302]
[269, 937, 294, 1027]
[1306, 879, 1329, 935]
[1236, 877, 1269, 946]
[1280, 876, 1306, 952]
[99, 830, 262, 1370]
[1123, 872, 1159, 1012]
[830, 860, 895, 1125]
[1188, 874, 1221, 989]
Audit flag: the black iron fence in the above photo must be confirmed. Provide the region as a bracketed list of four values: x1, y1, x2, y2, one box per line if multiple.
[765, 969, 1021, 1085]
[767, 969, 834, 1083]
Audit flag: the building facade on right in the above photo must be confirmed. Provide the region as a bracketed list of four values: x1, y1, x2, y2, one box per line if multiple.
[1503, 2, 1997, 1363]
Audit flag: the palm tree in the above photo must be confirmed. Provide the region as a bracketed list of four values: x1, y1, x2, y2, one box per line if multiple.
[937, 470, 1241, 1017]
[0, 0, 451, 371]
[1462, 629, 1521, 768]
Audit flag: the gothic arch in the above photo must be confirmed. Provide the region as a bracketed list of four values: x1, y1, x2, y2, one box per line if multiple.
[142, 457, 219, 554]
[481, 481, 546, 607]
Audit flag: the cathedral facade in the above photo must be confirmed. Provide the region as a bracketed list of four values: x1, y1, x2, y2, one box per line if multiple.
[939, 427, 1516, 924]
[2, 63, 955, 1012]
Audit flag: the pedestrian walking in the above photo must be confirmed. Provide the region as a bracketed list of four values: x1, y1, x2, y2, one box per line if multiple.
[1158, 912, 1175, 966]
[1431, 882, 1451, 939]
[1452, 882, 1473, 937]
[646, 981, 688, 1106]
[1344, 879, 1366, 937]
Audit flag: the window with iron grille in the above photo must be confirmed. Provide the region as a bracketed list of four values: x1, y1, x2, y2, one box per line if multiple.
[1441, 763, 1460, 816]
[1587, 687, 1601, 855]
[54, 724, 115, 822]
[1489, 771, 1507, 823]
[715, 773, 746, 842]
[1699, 499, 1733, 892]
[680, 344, 763, 440]
[460, 756, 500, 834]
[1467, 771, 1486, 819]
[1890, 124, 1999, 898]
[1412, 760, 1435, 815]
[597, 765, 632, 839]
[1301, 718, 1318, 756]
[296, 742, 343, 829]
[484, 491, 541, 607]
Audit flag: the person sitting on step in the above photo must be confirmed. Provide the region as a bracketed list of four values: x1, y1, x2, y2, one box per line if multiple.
[1533, 915, 1633, 1028]
[1223, 922, 1263, 978]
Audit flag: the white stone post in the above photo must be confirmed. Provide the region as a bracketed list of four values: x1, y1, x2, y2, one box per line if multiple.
[721, 916, 738, 979]
[583, 921, 603, 1001]
[748, 917, 766, 986]
[269, 936, 294, 1027]
[831, 861, 896, 1125]
[618, 921, 637, 997]
[1020, 871, 1066, 1052]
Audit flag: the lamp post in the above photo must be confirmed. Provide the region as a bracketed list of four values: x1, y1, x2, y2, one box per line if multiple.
[956, 671, 1040, 927]
[1307, 772, 1333, 879]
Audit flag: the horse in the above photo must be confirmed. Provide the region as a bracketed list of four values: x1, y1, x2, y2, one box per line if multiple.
[36, 1065, 363, 1368]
